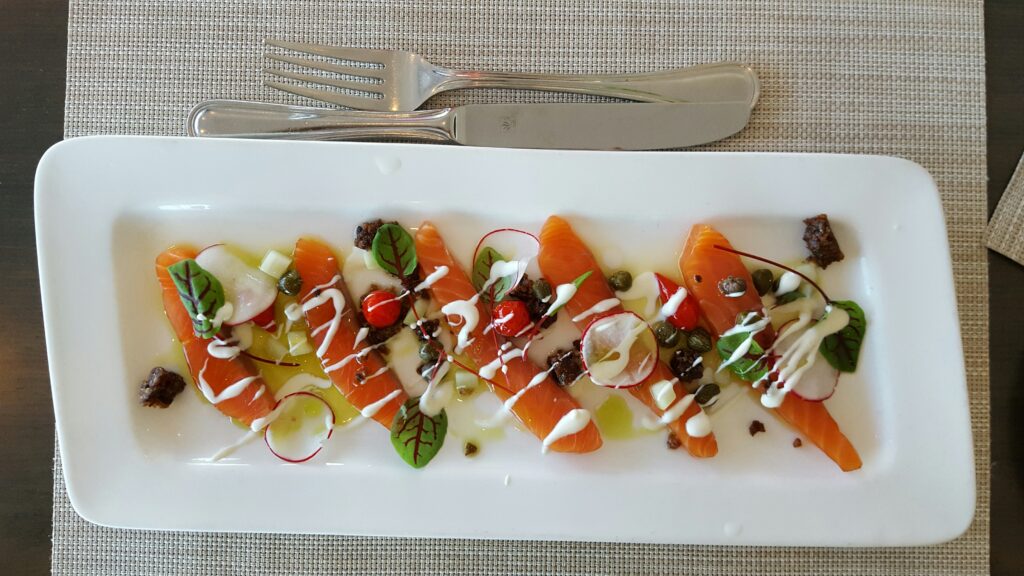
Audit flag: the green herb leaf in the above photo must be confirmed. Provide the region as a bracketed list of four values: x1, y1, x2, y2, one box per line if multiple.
[545, 271, 593, 316]
[472, 246, 513, 302]
[716, 331, 769, 382]
[371, 223, 418, 279]
[819, 300, 867, 372]
[390, 398, 447, 468]
[167, 258, 225, 339]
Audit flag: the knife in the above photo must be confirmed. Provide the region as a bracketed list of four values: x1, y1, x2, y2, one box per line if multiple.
[187, 100, 751, 150]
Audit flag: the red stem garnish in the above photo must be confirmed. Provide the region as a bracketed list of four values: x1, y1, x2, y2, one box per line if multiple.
[712, 244, 832, 303]
[242, 349, 300, 367]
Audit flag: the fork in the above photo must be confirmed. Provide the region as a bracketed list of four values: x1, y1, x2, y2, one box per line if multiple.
[263, 39, 759, 112]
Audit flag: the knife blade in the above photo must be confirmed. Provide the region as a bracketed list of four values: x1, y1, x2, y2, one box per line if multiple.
[188, 100, 751, 150]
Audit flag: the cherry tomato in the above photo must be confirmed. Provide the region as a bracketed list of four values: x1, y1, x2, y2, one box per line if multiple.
[654, 273, 700, 330]
[361, 290, 402, 328]
[492, 300, 531, 337]
[251, 306, 277, 331]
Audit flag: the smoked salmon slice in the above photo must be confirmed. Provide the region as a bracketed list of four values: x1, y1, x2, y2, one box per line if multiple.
[414, 222, 602, 454]
[538, 215, 718, 458]
[680, 225, 862, 471]
[155, 246, 275, 427]
[292, 238, 409, 427]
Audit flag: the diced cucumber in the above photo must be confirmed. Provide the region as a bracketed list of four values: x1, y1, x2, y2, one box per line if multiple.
[454, 369, 478, 396]
[259, 250, 293, 279]
[287, 331, 313, 356]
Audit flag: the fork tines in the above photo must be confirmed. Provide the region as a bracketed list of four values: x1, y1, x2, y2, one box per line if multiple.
[263, 39, 389, 109]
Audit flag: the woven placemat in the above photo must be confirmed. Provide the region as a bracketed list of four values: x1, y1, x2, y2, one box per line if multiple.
[57, 1, 989, 574]
[988, 151, 1024, 264]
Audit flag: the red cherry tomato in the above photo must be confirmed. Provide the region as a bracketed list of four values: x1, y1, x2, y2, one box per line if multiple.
[361, 290, 402, 328]
[654, 273, 700, 330]
[251, 305, 277, 332]
[492, 300, 531, 337]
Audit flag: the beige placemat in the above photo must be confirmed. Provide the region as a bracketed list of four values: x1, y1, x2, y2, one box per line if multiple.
[57, 1, 990, 574]
[988, 151, 1024, 264]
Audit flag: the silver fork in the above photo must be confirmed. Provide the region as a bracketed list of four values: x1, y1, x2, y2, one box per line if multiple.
[264, 39, 759, 112]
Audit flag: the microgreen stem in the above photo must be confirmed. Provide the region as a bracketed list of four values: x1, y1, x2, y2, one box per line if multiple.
[712, 244, 832, 303]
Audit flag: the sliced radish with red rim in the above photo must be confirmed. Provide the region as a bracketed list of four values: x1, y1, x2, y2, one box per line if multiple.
[580, 311, 657, 388]
[195, 244, 278, 326]
[771, 318, 841, 402]
[264, 392, 335, 463]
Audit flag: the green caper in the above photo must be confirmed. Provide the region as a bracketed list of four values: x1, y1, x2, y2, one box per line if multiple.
[277, 269, 302, 296]
[418, 341, 440, 363]
[532, 278, 552, 301]
[687, 327, 712, 353]
[751, 268, 774, 296]
[694, 383, 721, 406]
[607, 270, 633, 292]
[653, 321, 680, 348]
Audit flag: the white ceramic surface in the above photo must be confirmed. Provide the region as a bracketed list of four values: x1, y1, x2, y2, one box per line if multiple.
[36, 136, 974, 545]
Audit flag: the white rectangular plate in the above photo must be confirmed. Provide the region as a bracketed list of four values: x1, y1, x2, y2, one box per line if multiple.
[36, 136, 974, 546]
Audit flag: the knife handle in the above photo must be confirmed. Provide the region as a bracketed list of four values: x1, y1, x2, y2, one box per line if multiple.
[437, 63, 759, 107]
[187, 100, 455, 142]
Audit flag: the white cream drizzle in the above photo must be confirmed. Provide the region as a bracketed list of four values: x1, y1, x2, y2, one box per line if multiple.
[571, 297, 621, 323]
[323, 342, 387, 373]
[361, 389, 402, 419]
[414, 265, 450, 291]
[588, 317, 649, 383]
[544, 282, 578, 316]
[301, 275, 345, 358]
[759, 304, 850, 408]
[478, 347, 525, 380]
[614, 271, 660, 318]
[717, 311, 772, 373]
[206, 323, 253, 360]
[476, 368, 553, 428]
[353, 326, 370, 348]
[419, 361, 452, 417]
[774, 271, 802, 296]
[641, 391, 713, 438]
[541, 409, 592, 453]
[658, 287, 688, 320]
[210, 302, 234, 330]
[441, 294, 480, 353]
[197, 361, 261, 405]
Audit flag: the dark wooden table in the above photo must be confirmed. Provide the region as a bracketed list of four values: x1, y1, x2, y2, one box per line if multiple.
[1, 1, 1020, 574]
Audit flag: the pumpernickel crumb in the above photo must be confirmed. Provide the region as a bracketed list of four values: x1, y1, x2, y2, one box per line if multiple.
[546, 341, 584, 387]
[506, 274, 556, 328]
[802, 214, 845, 269]
[669, 349, 704, 382]
[666, 432, 682, 450]
[353, 219, 392, 250]
[411, 319, 441, 341]
[792, 438, 803, 448]
[464, 442, 479, 457]
[749, 420, 766, 436]
[139, 367, 186, 408]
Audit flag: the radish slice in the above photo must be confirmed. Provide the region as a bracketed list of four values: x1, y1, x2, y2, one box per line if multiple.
[472, 228, 540, 290]
[580, 311, 657, 388]
[770, 318, 840, 402]
[789, 359, 841, 402]
[264, 392, 335, 463]
[195, 244, 278, 326]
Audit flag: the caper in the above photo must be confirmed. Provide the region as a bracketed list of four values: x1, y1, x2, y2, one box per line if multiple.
[418, 341, 440, 363]
[687, 327, 712, 353]
[532, 278, 552, 301]
[608, 270, 633, 292]
[653, 321, 679, 347]
[751, 268, 774, 296]
[718, 275, 747, 297]
[694, 383, 721, 407]
[277, 269, 302, 296]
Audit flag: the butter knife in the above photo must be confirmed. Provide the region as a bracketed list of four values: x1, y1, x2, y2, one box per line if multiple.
[187, 100, 751, 150]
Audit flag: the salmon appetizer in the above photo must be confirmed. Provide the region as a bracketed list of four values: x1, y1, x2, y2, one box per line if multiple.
[292, 237, 409, 428]
[680, 224, 862, 472]
[414, 221, 603, 454]
[155, 246, 275, 428]
[538, 215, 718, 458]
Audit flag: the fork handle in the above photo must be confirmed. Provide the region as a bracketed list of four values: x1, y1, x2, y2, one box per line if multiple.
[187, 100, 455, 142]
[438, 62, 759, 105]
